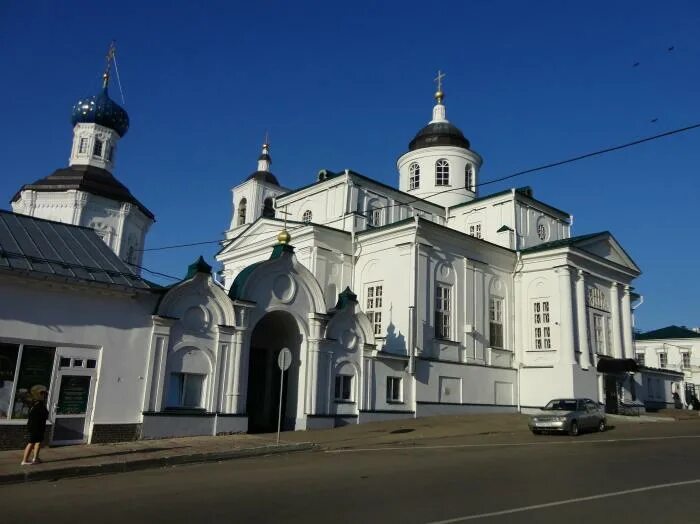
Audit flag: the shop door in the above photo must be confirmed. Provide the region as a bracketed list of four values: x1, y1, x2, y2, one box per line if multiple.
[51, 374, 93, 445]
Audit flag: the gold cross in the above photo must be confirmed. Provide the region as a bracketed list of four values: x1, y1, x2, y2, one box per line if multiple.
[434, 70, 446, 92]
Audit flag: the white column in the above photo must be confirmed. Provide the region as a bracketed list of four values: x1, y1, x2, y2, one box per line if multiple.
[557, 266, 576, 365]
[230, 329, 246, 413]
[621, 285, 633, 359]
[142, 316, 174, 412]
[306, 314, 328, 415]
[610, 283, 623, 358]
[216, 325, 236, 413]
[576, 270, 591, 370]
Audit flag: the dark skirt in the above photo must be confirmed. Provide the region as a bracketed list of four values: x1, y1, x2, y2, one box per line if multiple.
[26, 427, 45, 444]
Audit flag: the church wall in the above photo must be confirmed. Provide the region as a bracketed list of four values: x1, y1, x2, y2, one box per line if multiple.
[515, 202, 569, 250]
[449, 196, 515, 249]
[414, 358, 517, 412]
[12, 190, 82, 224]
[0, 275, 158, 448]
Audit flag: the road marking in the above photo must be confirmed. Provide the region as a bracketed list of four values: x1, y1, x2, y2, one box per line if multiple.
[324, 434, 700, 453]
[425, 478, 700, 523]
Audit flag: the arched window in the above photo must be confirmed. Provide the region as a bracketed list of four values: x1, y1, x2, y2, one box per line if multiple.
[435, 159, 450, 186]
[93, 138, 103, 158]
[409, 162, 420, 190]
[237, 198, 247, 226]
[465, 164, 474, 191]
[262, 197, 275, 218]
[302, 209, 312, 223]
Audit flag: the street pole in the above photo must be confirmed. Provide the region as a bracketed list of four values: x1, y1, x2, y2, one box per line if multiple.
[277, 367, 284, 445]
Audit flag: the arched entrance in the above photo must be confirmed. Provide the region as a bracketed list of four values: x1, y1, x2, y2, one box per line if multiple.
[247, 311, 302, 433]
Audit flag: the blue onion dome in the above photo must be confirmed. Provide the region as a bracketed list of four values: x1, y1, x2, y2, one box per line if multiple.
[71, 81, 129, 137]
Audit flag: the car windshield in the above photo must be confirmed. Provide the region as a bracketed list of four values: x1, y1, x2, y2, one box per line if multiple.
[543, 399, 578, 411]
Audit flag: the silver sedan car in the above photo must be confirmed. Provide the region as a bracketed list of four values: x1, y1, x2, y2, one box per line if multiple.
[529, 398, 606, 436]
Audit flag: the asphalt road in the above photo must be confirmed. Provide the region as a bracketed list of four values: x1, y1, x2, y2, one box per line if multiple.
[4, 423, 700, 524]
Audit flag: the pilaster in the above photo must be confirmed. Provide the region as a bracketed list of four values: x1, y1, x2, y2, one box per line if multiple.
[621, 285, 633, 359]
[143, 316, 176, 412]
[610, 283, 623, 358]
[576, 270, 591, 369]
[557, 266, 576, 365]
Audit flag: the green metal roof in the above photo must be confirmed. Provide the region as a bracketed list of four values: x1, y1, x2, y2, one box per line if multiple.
[184, 256, 212, 280]
[228, 243, 295, 300]
[635, 325, 700, 341]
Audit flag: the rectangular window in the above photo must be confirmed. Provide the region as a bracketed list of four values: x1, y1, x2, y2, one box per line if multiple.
[369, 208, 382, 227]
[636, 352, 645, 367]
[469, 223, 482, 239]
[0, 343, 20, 419]
[593, 314, 606, 355]
[533, 300, 551, 350]
[334, 374, 353, 401]
[10, 345, 56, 419]
[78, 137, 88, 154]
[435, 285, 452, 340]
[166, 372, 204, 409]
[93, 138, 103, 157]
[366, 284, 383, 336]
[659, 352, 667, 369]
[489, 297, 504, 348]
[682, 352, 691, 369]
[386, 377, 402, 402]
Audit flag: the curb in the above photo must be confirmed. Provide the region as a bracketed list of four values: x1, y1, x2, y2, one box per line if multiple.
[0, 442, 318, 485]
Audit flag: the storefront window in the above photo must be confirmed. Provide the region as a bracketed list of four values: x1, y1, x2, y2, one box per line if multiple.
[0, 343, 20, 419]
[11, 346, 55, 419]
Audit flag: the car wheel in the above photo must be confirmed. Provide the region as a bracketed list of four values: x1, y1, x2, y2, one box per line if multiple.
[569, 421, 579, 437]
[598, 419, 606, 432]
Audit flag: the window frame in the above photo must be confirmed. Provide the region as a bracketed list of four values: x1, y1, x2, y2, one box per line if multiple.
[237, 198, 247, 226]
[489, 296, 504, 349]
[682, 351, 691, 369]
[468, 223, 482, 239]
[78, 137, 89, 154]
[166, 372, 206, 409]
[0, 342, 57, 421]
[435, 284, 452, 340]
[334, 374, 354, 402]
[386, 376, 403, 403]
[302, 209, 313, 223]
[636, 352, 645, 367]
[658, 352, 667, 369]
[593, 313, 607, 355]
[533, 299, 552, 350]
[435, 159, 450, 186]
[409, 162, 420, 190]
[365, 283, 384, 337]
[93, 138, 103, 158]
[465, 163, 474, 191]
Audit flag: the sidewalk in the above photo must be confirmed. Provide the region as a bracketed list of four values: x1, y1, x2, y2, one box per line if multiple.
[1, 410, 696, 485]
[0, 433, 316, 485]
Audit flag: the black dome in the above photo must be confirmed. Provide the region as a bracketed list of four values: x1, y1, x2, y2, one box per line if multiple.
[408, 122, 470, 151]
[246, 170, 280, 185]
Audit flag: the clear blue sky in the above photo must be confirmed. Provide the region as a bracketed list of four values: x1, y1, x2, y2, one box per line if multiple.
[0, 1, 698, 331]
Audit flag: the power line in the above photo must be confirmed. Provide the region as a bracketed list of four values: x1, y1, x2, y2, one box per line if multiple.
[125, 262, 181, 282]
[477, 122, 700, 188]
[140, 223, 308, 252]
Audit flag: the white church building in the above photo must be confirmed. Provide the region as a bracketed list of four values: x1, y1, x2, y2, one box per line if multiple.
[0, 59, 655, 447]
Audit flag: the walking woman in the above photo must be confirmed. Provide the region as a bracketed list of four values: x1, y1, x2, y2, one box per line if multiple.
[21, 388, 49, 465]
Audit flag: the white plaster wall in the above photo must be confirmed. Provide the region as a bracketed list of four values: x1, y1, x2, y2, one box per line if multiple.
[0, 277, 158, 426]
[414, 359, 517, 407]
[370, 358, 413, 411]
